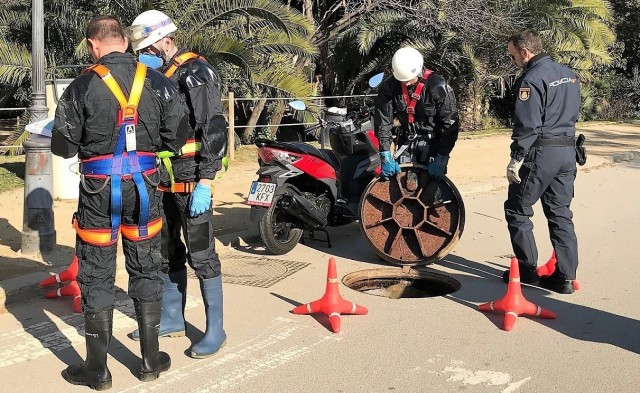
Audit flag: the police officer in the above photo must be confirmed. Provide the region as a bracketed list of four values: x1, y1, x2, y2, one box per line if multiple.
[51, 16, 188, 389]
[126, 10, 228, 359]
[503, 30, 580, 294]
[374, 47, 460, 181]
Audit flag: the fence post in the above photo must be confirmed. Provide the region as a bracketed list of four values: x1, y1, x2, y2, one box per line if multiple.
[228, 91, 235, 161]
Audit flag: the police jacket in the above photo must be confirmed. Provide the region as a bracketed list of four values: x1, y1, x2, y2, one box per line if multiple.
[374, 71, 460, 156]
[51, 52, 188, 159]
[510, 53, 581, 160]
[163, 49, 228, 182]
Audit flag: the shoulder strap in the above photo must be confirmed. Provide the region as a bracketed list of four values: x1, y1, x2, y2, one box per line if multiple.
[164, 52, 206, 78]
[401, 69, 434, 124]
[88, 63, 147, 117]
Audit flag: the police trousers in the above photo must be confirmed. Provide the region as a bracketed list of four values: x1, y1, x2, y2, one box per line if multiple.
[504, 146, 579, 279]
[75, 173, 164, 313]
[161, 191, 221, 279]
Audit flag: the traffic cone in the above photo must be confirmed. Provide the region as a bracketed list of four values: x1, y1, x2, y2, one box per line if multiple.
[39, 255, 79, 287]
[292, 257, 367, 333]
[479, 257, 556, 331]
[537, 251, 581, 290]
[45, 280, 82, 313]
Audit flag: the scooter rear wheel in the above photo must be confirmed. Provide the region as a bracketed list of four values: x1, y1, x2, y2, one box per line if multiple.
[259, 194, 303, 255]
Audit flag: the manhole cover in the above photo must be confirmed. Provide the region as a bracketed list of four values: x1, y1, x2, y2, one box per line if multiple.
[359, 165, 465, 266]
[187, 255, 310, 288]
[343, 268, 460, 299]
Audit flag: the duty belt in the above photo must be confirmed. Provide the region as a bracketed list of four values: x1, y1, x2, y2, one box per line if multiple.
[532, 137, 575, 147]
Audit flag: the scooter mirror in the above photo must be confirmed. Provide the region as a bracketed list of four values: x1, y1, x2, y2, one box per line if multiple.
[288, 100, 307, 111]
[368, 73, 384, 88]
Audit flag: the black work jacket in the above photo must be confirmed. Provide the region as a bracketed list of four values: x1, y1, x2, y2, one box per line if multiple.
[51, 52, 188, 159]
[163, 49, 228, 182]
[374, 70, 460, 156]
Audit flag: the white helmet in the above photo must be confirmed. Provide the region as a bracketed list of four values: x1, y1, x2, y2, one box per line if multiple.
[127, 10, 177, 51]
[392, 47, 424, 82]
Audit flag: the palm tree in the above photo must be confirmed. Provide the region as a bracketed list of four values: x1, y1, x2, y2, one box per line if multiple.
[328, 0, 615, 130]
[0, 0, 318, 149]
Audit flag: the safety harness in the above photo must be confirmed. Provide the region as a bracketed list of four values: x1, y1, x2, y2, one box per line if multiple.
[76, 62, 161, 246]
[401, 69, 433, 124]
[158, 52, 228, 193]
[395, 69, 434, 163]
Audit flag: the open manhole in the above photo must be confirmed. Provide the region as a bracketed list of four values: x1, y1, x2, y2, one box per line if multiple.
[343, 268, 460, 299]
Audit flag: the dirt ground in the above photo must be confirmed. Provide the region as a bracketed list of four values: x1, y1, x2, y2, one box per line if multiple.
[0, 122, 637, 281]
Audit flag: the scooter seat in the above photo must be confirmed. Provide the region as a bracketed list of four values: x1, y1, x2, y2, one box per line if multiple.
[259, 139, 341, 171]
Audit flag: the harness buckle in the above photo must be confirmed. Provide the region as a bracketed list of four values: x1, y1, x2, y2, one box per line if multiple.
[406, 107, 415, 115]
[411, 93, 421, 100]
[117, 105, 139, 125]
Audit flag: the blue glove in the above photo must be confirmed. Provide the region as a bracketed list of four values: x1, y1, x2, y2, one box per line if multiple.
[427, 154, 449, 181]
[189, 183, 212, 217]
[379, 151, 402, 179]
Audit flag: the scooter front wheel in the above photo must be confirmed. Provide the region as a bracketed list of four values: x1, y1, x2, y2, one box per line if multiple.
[259, 195, 303, 255]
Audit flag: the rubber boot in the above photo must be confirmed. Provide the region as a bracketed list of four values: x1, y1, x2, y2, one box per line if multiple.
[134, 301, 171, 382]
[130, 269, 187, 341]
[190, 276, 227, 358]
[62, 310, 113, 391]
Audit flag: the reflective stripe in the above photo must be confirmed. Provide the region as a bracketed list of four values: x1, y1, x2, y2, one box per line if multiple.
[164, 52, 205, 78]
[401, 69, 433, 124]
[121, 217, 162, 241]
[178, 141, 202, 156]
[73, 219, 118, 246]
[158, 182, 196, 193]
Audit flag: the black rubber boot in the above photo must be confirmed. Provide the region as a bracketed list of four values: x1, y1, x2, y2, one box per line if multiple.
[502, 262, 540, 284]
[539, 271, 575, 294]
[62, 310, 113, 391]
[134, 301, 171, 382]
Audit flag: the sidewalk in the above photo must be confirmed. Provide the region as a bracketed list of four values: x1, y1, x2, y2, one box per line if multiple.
[0, 122, 638, 312]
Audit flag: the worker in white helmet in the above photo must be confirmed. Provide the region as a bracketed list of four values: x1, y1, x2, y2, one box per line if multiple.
[126, 10, 228, 359]
[374, 47, 460, 182]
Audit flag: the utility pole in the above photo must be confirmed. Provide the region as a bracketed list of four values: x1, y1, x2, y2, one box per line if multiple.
[21, 0, 56, 257]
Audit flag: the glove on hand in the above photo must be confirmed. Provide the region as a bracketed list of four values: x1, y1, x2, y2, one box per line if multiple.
[379, 151, 402, 179]
[189, 183, 212, 217]
[506, 158, 524, 184]
[427, 154, 449, 181]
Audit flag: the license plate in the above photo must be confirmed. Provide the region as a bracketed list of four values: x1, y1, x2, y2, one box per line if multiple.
[247, 181, 277, 207]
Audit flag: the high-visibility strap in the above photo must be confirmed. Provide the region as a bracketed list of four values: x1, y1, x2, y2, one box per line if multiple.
[401, 69, 433, 124]
[121, 217, 162, 241]
[178, 140, 202, 157]
[165, 52, 206, 78]
[73, 219, 119, 247]
[158, 182, 197, 193]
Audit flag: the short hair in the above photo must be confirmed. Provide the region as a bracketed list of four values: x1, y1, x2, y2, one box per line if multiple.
[85, 15, 125, 42]
[508, 30, 543, 55]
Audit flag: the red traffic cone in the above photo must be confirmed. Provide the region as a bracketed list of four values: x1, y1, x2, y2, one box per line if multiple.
[537, 251, 581, 290]
[479, 258, 556, 331]
[292, 257, 367, 333]
[39, 255, 79, 287]
[45, 280, 82, 313]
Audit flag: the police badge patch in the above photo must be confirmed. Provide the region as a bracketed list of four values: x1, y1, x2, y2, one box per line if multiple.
[519, 87, 531, 101]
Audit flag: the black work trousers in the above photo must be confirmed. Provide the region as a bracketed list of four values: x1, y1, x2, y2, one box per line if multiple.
[161, 191, 221, 279]
[75, 173, 164, 313]
[504, 146, 579, 279]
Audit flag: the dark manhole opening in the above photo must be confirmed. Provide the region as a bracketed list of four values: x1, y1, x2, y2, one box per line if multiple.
[343, 268, 460, 299]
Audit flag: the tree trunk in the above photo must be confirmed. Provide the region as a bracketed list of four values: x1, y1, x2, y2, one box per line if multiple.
[303, 0, 314, 19]
[460, 73, 488, 132]
[242, 97, 267, 143]
[268, 101, 287, 139]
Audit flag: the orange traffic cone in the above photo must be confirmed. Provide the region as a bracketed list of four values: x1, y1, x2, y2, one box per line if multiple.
[537, 251, 581, 290]
[292, 257, 367, 333]
[39, 255, 79, 287]
[45, 280, 82, 313]
[479, 257, 556, 331]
